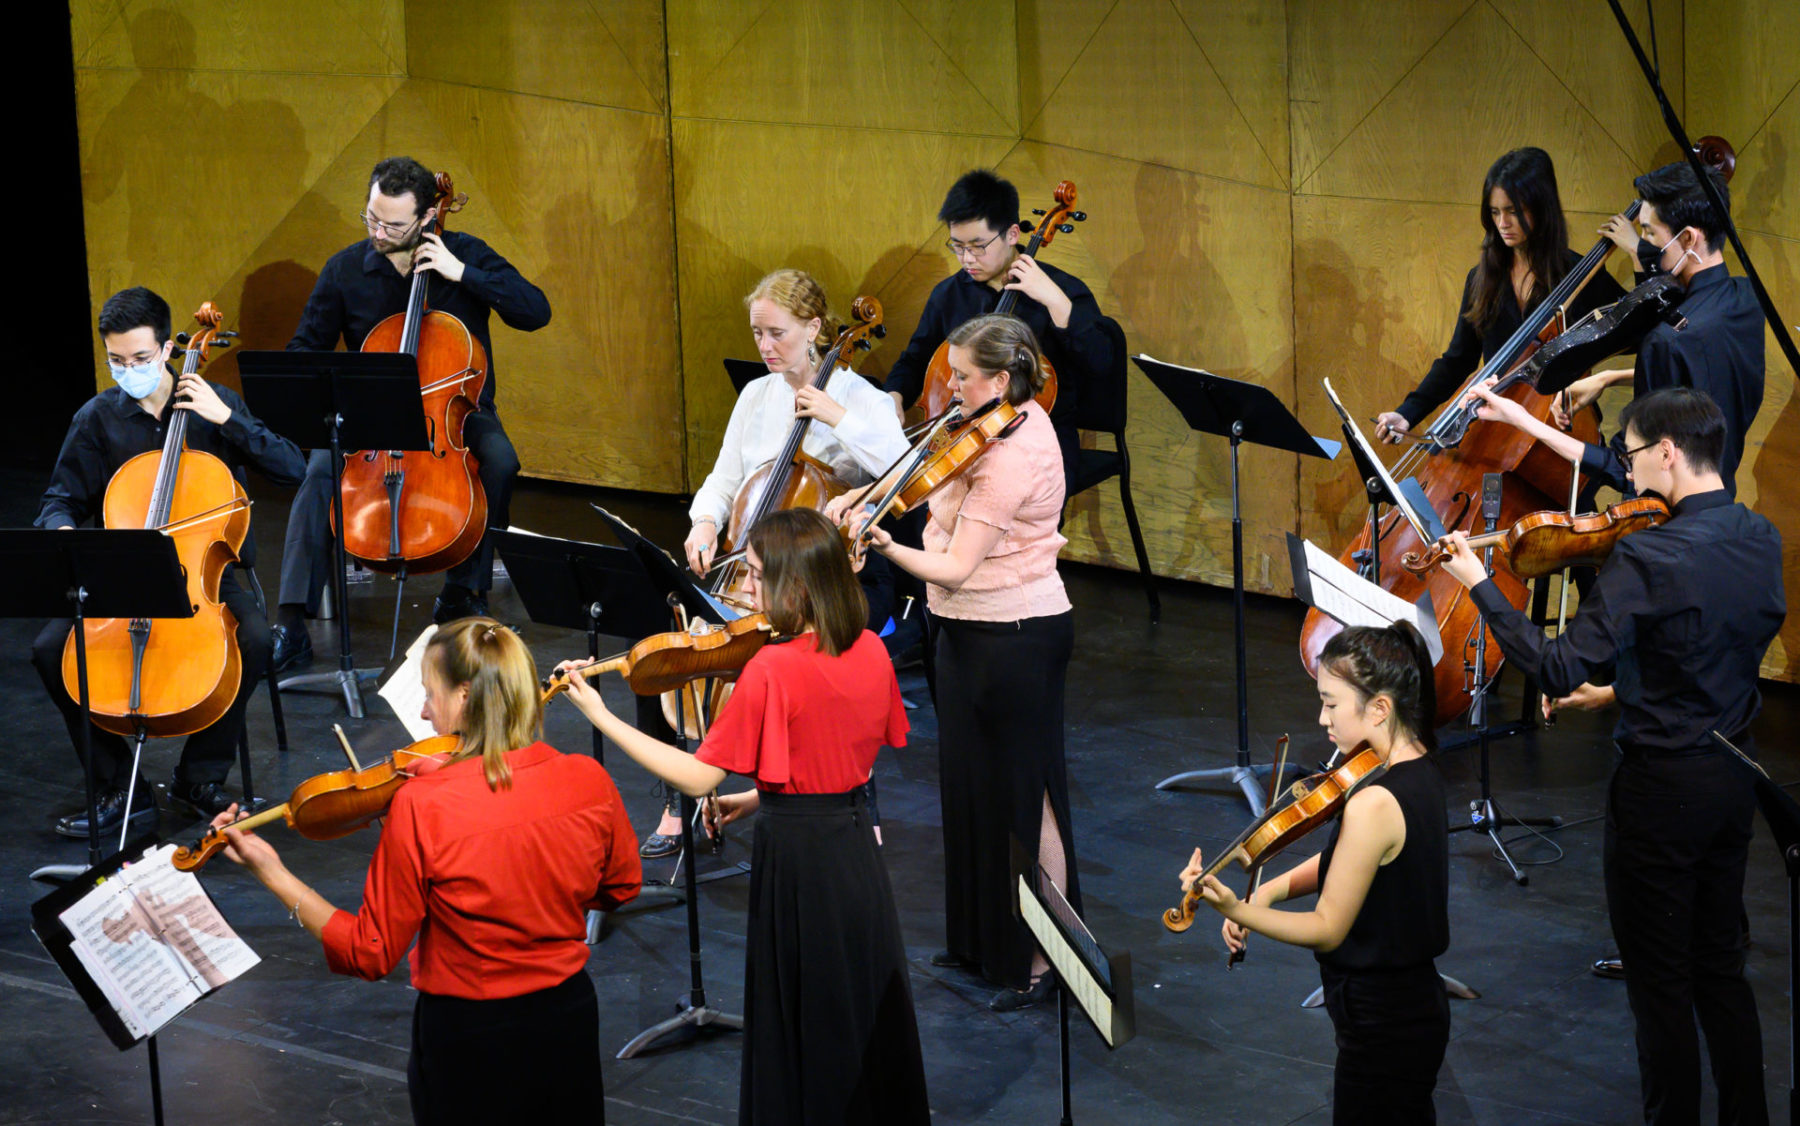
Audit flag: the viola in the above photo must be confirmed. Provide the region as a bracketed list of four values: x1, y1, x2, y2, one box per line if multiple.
[1528, 274, 1686, 396]
[916, 181, 1079, 421]
[336, 171, 488, 576]
[543, 613, 777, 702]
[63, 304, 250, 739]
[1402, 496, 1668, 580]
[1163, 745, 1386, 935]
[171, 734, 460, 872]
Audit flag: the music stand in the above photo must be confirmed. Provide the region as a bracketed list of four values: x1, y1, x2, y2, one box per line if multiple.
[237, 350, 428, 719]
[1714, 731, 1800, 1126]
[723, 358, 766, 395]
[1013, 838, 1134, 1125]
[2, 530, 189, 874]
[1134, 356, 1340, 814]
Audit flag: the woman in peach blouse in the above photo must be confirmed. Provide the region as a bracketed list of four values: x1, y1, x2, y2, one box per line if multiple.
[840, 312, 1077, 1011]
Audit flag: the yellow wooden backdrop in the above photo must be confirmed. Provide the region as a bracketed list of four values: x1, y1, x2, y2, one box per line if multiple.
[72, 1, 1800, 677]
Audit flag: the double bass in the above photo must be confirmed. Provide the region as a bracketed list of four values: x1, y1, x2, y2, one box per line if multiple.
[1298, 139, 1736, 724]
[335, 171, 488, 576]
[915, 181, 1080, 420]
[63, 304, 249, 738]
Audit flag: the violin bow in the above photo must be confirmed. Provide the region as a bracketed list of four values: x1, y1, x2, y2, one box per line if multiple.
[1228, 735, 1289, 969]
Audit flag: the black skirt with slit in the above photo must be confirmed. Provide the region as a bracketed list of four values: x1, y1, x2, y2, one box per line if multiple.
[740, 788, 930, 1124]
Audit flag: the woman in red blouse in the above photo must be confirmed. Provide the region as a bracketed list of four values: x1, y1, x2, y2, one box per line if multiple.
[207, 618, 642, 1124]
[559, 507, 930, 1125]
[834, 312, 1078, 1012]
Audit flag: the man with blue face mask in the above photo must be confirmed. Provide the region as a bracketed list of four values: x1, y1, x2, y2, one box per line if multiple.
[32, 286, 306, 837]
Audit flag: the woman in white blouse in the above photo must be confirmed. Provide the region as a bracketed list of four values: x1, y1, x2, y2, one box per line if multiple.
[638, 269, 909, 858]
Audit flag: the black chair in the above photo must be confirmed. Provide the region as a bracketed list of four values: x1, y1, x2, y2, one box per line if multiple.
[1064, 318, 1159, 621]
[236, 565, 289, 808]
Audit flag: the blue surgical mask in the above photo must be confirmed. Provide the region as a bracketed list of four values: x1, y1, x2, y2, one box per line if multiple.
[108, 357, 164, 399]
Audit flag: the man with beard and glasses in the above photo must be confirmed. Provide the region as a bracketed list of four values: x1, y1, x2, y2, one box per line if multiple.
[270, 156, 551, 672]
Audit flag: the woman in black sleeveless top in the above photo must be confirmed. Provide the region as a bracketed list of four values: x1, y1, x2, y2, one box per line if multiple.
[1181, 623, 1449, 1124]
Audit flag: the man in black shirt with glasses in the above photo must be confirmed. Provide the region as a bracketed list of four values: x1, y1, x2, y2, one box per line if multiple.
[270, 156, 551, 672]
[1443, 386, 1783, 1125]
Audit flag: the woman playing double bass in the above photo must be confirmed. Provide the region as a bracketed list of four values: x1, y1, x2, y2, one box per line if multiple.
[206, 617, 641, 1124]
[1375, 147, 1627, 445]
[1181, 624, 1449, 1124]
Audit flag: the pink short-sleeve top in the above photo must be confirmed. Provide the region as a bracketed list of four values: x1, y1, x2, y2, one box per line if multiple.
[922, 401, 1070, 621]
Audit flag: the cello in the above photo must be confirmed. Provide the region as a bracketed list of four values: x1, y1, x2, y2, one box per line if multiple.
[335, 171, 488, 576]
[915, 181, 1080, 420]
[62, 304, 250, 739]
[1298, 140, 1736, 724]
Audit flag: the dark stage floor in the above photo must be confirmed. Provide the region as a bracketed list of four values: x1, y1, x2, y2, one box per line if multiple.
[2, 467, 1794, 1125]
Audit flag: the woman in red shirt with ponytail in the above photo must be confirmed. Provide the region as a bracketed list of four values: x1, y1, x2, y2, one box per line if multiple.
[208, 617, 642, 1125]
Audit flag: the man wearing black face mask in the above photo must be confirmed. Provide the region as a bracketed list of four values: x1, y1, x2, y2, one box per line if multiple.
[33, 287, 306, 834]
[1548, 161, 1764, 497]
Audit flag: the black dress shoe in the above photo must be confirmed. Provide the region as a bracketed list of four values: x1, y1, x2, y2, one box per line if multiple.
[55, 787, 157, 839]
[990, 974, 1056, 1012]
[639, 831, 681, 859]
[169, 777, 236, 819]
[1592, 956, 1626, 980]
[930, 950, 978, 969]
[432, 586, 489, 624]
[270, 623, 313, 675]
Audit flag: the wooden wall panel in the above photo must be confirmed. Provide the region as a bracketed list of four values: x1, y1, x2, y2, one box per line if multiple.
[405, 0, 664, 113]
[1688, 0, 1800, 679]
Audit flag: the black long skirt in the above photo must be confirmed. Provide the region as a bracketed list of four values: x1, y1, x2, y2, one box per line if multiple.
[933, 611, 1079, 989]
[409, 970, 603, 1125]
[741, 789, 930, 1125]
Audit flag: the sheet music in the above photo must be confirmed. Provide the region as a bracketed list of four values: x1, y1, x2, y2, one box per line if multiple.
[1017, 876, 1122, 1047]
[59, 844, 259, 1040]
[1320, 378, 1432, 544]
[378, 625, 439, 743]
[1289, 535, 1444, 665]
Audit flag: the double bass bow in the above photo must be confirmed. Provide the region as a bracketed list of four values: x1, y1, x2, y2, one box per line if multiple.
[336, 171, 488, 577]
[914, 181, 1080, 423]
[63, 304, 250, 740]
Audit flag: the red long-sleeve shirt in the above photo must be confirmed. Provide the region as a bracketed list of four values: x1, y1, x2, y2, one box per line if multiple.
[320, 742, 640, 999]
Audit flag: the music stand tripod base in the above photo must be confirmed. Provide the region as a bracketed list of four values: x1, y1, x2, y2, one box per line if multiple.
[1155, 761, 1305, 817]
[277, 664, 382, 719]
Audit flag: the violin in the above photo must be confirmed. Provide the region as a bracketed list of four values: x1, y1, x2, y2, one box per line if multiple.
[63, 304, 250, 739]
[172, 734, 460, 872]
[1402, 496, 1668, 580]
[336, 171, 489, 576]
[543, 613, 778, 702]
[916, 181, 1079, 421]
[1163, 745, 1386, 935]
[839, 396, 1026, 561]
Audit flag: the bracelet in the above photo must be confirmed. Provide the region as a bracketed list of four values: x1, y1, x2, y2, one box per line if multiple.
[693, 516, 717, 528]
[289, 894, 305, 926]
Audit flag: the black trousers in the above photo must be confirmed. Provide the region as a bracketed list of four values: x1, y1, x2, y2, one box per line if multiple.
[409, 971, 603, 1126]
[32, 569, 268, 790]
[277, 410, 519, 611]
[933, 611, 1078, 989]
[1319, 963, 1449, 1124]
[1606, 750, 1769, 1125]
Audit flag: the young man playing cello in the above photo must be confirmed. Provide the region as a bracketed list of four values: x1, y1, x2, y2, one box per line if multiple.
[882, 169, 1120, 497]
[34, 286, 305, 833]
[271, 156, 551, 672]
[1442, 387, 1782, 1125]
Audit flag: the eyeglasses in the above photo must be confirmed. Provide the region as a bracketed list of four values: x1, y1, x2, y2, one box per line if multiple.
[360, 211, 423, 237]
[944, 232, 1003, 259]
[1620, 439, 1662, 465]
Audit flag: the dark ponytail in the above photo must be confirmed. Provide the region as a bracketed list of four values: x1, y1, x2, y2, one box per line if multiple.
[1319, 622, 1437, 752]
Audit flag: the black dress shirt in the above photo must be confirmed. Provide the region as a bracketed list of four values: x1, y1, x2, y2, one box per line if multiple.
[1470, 490, 1784, 752]
[1398, 249, 1628, 428]
[881, 261, 1117, 429]
[36, 383, 307, 567]
[287, 231, 551, 410]
[1579, 264, 1764, 496]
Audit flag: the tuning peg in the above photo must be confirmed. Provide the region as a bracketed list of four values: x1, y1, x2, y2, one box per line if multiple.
[1020, 220, 1037, 234]
[1031, 208, 1046, 216]
[214, 338, 234, 348]
[1058, 224, 1075, 234]
[219, 330, 239, 338]
[174, 332, 192, 346]
[1069, 211, 1087, 222]
[873, 325, 888, 339]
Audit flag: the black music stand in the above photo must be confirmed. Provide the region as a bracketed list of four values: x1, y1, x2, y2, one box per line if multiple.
[1714, 731, 1800, 1126]
[723, 358, 766, 394]
[2, 530, 189, 875]
[237, 350, 428, 719]
[1134, 357, 1340, 814]
[1013, 838, 1135, 1125]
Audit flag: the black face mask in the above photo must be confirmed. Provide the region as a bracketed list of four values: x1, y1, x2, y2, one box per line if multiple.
[1636, 236, 1663, 276]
